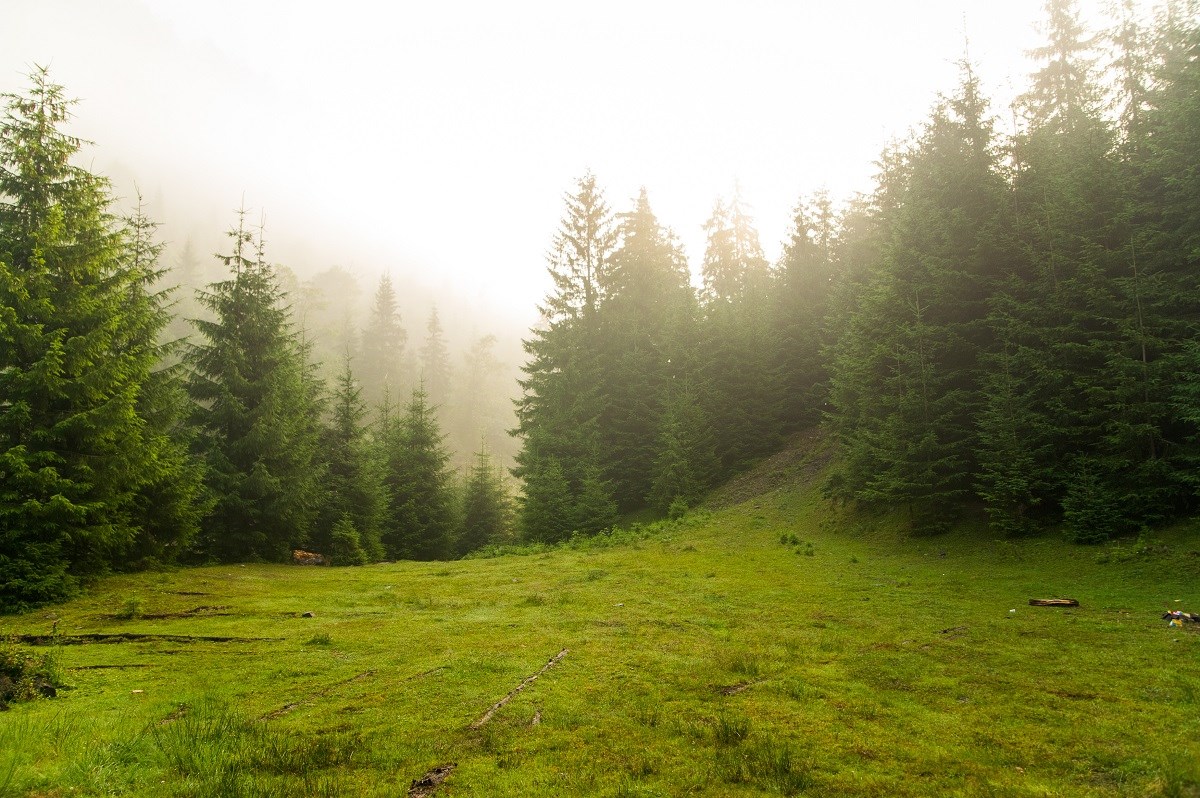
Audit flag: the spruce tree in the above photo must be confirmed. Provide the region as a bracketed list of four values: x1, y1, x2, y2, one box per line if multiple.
[596, 188, 698, 509]
[186, 211, 325, 562]
[519, 453, 573, 544]
[1133, 6, 1200, 518]
[698, 186, 778, 474]
[119, 200, 207, 567]
[513, 172, 616, 537]
[826, 60, 1011, 531]
[1011, 0, 1161, 538]
[647, 383, 716, 513]
[313, 353, 384, 560]
[456, 446, 512, 556]
[379, 385, 455, 560]
[420, 305, 453, 420]
[0, 69, 201, 609]
[772, 191, 838, 431]
[453, 333, 509, 463]
[360, 273, 407, 405]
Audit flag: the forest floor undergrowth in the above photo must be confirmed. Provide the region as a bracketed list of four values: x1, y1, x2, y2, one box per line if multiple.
[2, 445, 1200, 797]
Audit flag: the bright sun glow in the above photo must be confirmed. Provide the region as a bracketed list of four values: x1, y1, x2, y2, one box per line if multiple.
[3, 0, 1131, 324]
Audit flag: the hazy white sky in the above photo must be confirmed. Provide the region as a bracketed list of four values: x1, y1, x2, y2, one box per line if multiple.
[3, 0, 1131, 327]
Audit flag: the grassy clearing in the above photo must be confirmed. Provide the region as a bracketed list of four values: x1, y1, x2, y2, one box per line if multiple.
[2, 470, 1199, 796]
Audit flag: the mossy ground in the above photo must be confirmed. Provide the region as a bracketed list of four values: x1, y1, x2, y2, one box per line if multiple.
[2, 472, 1199, 797]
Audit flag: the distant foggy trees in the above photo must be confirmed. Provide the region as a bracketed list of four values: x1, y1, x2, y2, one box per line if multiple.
[359, 273, 407, 406]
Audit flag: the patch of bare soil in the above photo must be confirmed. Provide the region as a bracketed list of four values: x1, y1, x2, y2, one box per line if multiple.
[719, 679, 764, 696]
[101, 606, 234, 621]
[158, 705, 189, 725]
[16, 633, 281, 645]
[408, 763, 457, 797]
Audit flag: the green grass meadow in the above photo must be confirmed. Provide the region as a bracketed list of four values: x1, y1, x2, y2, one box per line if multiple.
[2, 459, 1200, 796]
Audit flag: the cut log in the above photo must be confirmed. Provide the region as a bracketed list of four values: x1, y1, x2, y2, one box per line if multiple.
[1028, 599, 1079, 607]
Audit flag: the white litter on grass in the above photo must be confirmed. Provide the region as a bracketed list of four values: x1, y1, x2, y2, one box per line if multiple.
[1009, 609, 1016, 614]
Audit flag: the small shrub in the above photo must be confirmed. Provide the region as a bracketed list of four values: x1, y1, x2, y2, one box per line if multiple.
[0, 640, 61, 710]
[1100, 532, 1172, 565]
[329, 515, 368, 566]
[305, 633, 332, 646]
[667, 497, 689, 520]
[117, 596, 143, 620]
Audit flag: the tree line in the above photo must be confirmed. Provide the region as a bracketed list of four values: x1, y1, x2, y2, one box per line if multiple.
[4, 0, 1199, 612]
[0, 70, 513, 612]
[515, 0, 1200, 543]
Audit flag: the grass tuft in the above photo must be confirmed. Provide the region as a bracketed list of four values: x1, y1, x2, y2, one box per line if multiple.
[713, 714, 750, 746]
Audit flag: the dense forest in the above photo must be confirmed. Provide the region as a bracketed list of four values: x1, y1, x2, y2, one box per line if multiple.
[2, 0, 1199, 612]
[518, 0, 1200, 543]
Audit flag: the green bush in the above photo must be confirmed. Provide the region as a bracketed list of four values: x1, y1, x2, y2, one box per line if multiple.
[117, 596, 144, 619]
[0, 639, 61, 710]
[329, 515, 368, 566]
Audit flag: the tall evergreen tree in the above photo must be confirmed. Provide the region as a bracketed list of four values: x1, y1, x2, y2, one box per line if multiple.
[518, 452, 573, 544]
[698, 186, 778, 473]
[647, 382, 716, 513]
[0, 70, 201, 609]
[456, 446, 512, 555]
[514, 172, 617, 537]
[420, 305, 452, 417]
[360, 273, 407, 405]
[1135, 5, 1200, 515]
[453, 333, 512, 464]
[1009, 0, 1164, 539]
[186, 211, 325, 562]
[827, 60, 1012, 531]
[596, 188, 698, 509]
[119, 200, 207, 567]
[772, 190, 838, 431]
[379, 385, 455, 560]
[313, 353, 384, 560]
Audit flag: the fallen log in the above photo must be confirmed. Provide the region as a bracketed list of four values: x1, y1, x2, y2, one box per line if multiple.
[470, 648, 568, 730]
[13, 633, 282, 646]
[1028, 599, 1079, 607]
